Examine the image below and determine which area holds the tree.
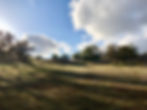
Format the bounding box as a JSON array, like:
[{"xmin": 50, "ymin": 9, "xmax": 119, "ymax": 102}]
[
  {"xmin": 0, "ymin": 31, "xmax": 13, "ymax": 53},
  {"xmin": 117, "ymin": 45, "xmax": 138, "ymax": 62},
  {"xmin": 0, "ymin": 31, "xmax": 14, "ymax": 62},
  {"xmin": 73, "ymin": 52, "xmax": 82, "ymax": 61},
  {"xmin": 59, "ymin": 54, "xmax": 70, "ymax": 62},
  {"xmin": 11, "ymin": 41, "xmax": 31, "ymax": 62},
  {"xmin": 105, "ymin": 45, "xmax": 117, "ymax": 62},
  {"xmin": 0, "ymin": 30, "xmax": 31, "ymax": 63},
  {"xmin": 140, "ymin": 53, "xmax": 147, "ymax": 63},
  {"xmin": 81, "ymin": 45, "xmax": 101, "ymax": 62},
  {"xmin": 52, "ymin": 54, "xmax": 59, "ymax": 61}
]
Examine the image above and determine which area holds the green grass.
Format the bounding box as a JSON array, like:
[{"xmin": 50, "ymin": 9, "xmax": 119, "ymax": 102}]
[{"xmin": 0, "ymin": 60, "xmax": 147, "ymax": 110}]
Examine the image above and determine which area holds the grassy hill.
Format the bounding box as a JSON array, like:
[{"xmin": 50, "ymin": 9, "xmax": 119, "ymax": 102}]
[{"xmin": 0, "ymin": 60, "xmax": 147, "ymax": 110}]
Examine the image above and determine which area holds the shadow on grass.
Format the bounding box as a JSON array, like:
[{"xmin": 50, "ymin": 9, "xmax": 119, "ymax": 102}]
[
  {"xmin": 34, "ymin": 64, "xmax": 147, "ymax": 86},
  {"xmin": 0, "ymin": 64, "xmax": 147, "ymax": 110}
]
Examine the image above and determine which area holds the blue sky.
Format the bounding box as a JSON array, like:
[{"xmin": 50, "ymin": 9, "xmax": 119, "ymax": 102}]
[
  {"xmin": 0, "ymin": 0, "xmax": 147, "ymax": 57},
  {"xmin": 0, "ymin": 0, "xmax": 85, "ymax": 54}
]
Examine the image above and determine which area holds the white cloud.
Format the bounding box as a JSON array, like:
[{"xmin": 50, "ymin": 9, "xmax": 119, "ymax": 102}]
[
  {"xmin": 60, "ymin": 42, "xmax": 72, "ymax": 54},
  {"xmin": 24, "ymin": 35, "xmax": 71, "ymax": 58},
  {"xmin": 119, "ymin": 34, "xmax": 147, "ymax": 53},
  {"xmin": 70, "ymin": 0, "xmax": 147, "ymax": 52}
]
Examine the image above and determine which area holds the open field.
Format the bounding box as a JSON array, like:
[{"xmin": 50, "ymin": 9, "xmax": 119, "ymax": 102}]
[{"xmin": 0, "ymin": 60, "xmax": 147, "ymax": 110}]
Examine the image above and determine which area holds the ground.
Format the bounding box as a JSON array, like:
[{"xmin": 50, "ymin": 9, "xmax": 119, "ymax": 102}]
[{"xmin": 0, "ymin": 60, "xmax": 147, "ymax": 110}]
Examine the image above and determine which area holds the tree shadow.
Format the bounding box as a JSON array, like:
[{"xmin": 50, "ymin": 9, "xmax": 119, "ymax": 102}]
[{"xmin": 0, "ymin": 65, "xmax": 147, "ymax": 110}]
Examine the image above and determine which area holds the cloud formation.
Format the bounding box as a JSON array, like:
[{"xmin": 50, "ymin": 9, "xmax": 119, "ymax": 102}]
[
  {"xmin": 70, "ymin": 0, "xmax": 147, "ymax": 52},
  {"xmin": 24, "ymin": 35, "xmax": 71, "ymax": 58},
  {"xmin": 70, "ymin": 0, "xmax": 147, "ymax": 39},
  {"xmin": 119, "ymin": 33, "xmax": 147, "ymax": 53}
]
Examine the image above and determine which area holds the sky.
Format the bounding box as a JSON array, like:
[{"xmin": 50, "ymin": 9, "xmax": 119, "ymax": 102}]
[{"xmin": 0, "ymin": 0, "xmax": 147, "ymax": 58}]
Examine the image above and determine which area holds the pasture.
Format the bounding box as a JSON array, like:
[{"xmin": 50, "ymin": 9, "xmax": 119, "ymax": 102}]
[{"xmin": 0, "ymin": 60, "xmax": 147, "ymax": 110}]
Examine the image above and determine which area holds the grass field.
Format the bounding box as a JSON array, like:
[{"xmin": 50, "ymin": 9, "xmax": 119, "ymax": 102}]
[{"xmin": 0, "ymin": 60, "xmax": 147, "ymax": 110}]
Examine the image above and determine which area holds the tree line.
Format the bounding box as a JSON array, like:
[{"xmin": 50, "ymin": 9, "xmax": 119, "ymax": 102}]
[
  {"xmin": 52, "ymin": 45, "xmax": 147, "ymax": 64},
  {"xmin": 0, "ymin": 30, "xmax": 147, "ymax": 64}
]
